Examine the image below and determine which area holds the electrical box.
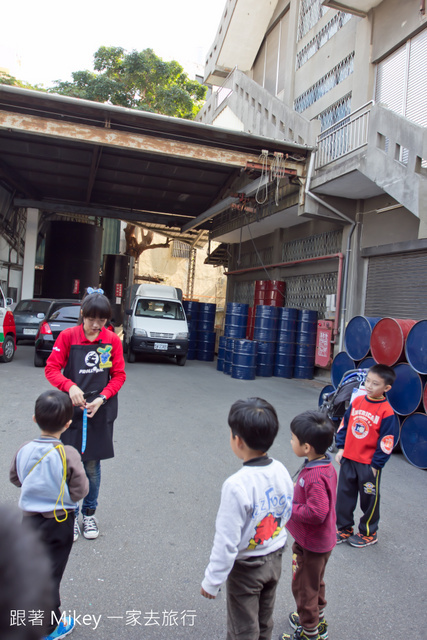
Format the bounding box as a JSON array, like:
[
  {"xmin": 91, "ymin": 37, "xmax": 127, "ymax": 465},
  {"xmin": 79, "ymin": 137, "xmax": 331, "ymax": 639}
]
[{"xmin": 315, "ymin": 319, "xmax": 334, "ymax": 368}]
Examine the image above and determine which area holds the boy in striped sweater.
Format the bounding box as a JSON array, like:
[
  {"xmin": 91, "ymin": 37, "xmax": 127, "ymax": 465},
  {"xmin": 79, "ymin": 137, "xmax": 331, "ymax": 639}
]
[{"xmin": 280, "ymin": 411, "xmax": 337, "ymax": 640}]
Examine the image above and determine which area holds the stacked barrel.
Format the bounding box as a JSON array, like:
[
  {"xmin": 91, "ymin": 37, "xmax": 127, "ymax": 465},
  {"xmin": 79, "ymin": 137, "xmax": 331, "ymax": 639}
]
[
  {"xmin": 183, "ymin": 300, "xmax": 217, "ymax": 362},
  {"xmin": 274, "ymin": 307, "xmax": 298, "ymax": 378},
  {"xmin": 329, "ymin": 315, "xmax": 427, "ymax": 469}
]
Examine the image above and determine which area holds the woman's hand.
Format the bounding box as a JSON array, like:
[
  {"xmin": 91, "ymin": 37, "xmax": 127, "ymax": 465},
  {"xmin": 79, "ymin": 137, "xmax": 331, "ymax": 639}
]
[
  {"xmin": 200, "ymin": 587, "xmax": 216, "ymax": 600},
  {"xmin": 85, "ymin": 397, "xmax": 104, "ymax": 418},
  {"xmin": 69, "ymin": 384, "xmax": 85, "ymax": 407}
]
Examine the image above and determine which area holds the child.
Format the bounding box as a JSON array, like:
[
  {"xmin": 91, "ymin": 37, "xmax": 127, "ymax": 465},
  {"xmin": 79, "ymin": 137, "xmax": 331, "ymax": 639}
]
[
  {"xmin": 201, "ymin": 397, "xmax": 294, "ymax": 640},
  {"xmin": 10, "ymin": 390, "xmax": 89, "ymax": 640},
  {"xmin": 280, "ymin": 410, "xmax": 337, "ymax": 640},
  {"xmin": 335, "ymin": 363, "xmax": 397, "ymax": 547}
]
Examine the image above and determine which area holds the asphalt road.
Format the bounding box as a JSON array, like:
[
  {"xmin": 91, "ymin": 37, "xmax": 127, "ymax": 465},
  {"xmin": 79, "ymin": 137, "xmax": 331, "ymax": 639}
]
[{"xmin": 1, "ymin": 344, "xmax": 426, "ymax": 640}]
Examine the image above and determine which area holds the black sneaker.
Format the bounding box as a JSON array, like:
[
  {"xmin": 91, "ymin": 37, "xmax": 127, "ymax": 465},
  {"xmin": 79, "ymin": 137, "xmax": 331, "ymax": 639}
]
[
  {"xmin": 289, "ymin": 612, "xmax": 328, "ymax": 639},
  {"xmin": 336, "ymin": 527, "xmax": 353, "ymax": 544}
]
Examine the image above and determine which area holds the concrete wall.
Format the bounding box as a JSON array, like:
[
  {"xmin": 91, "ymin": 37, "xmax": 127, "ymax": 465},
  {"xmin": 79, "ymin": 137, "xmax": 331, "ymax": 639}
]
[{"xmin": 372, "ymin": 0, "xmax": 425, "ymax": 62}]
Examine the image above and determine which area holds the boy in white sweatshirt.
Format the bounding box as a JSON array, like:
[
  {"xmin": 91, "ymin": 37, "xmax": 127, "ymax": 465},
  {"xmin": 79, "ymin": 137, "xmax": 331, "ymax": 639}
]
[{"xmin": 201, "ymin": 397, "xmax": 293, "ymax": 640}]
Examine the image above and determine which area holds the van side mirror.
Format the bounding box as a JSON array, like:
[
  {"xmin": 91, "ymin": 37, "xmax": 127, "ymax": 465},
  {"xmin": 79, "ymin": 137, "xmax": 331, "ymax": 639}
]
[
  {"xmin": 6, "ymin": 297, "xmax": 13, "ymax": 306},
  {"xmin": 125, "ymin": 308, "xmax": 132, "ymax": 315}
]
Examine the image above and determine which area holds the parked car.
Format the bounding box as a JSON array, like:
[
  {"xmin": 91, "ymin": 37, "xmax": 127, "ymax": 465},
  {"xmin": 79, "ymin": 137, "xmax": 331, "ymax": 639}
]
[
  {"xmin": 34, "ymin": 300, "xmax": 81, "ymax": 367},
  {"xmin": 0, "ymin": 286, "xmax": 16, "ymax": 363},
  {"xmin": 13, "ymin": 298, "xmax": 54, "ymax": 343}
]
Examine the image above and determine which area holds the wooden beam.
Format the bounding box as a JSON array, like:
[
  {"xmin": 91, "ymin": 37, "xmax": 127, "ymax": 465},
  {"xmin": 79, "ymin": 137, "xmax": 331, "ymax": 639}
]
[{"xmin": 0, "ymin": 108, "xmax": 306, "ymax": 173}]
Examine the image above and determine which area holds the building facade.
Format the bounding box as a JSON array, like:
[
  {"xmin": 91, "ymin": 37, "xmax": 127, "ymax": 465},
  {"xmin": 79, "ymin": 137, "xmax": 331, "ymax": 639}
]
[{"xmin": 197, "ymin": 0, "xmax": 427, "ymax": 346}]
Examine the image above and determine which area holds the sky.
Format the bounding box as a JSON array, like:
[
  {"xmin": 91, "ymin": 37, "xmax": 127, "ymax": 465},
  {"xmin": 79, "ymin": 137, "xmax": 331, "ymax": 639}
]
[{"xmin": 0, "ymin": 0, "xmax": 226, "ymax": 87}]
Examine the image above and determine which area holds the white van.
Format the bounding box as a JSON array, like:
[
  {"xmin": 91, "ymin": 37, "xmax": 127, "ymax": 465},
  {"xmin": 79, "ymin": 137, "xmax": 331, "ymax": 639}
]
[{"xmin": 123, "ymin": 284, "xmax": 189, "ymax": 365}]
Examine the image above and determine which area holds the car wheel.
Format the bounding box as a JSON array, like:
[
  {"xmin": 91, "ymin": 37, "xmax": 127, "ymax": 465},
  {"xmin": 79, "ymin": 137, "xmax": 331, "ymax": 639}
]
[
  {"xmin": 127, "ymin": 349, "xmax": 135, "ymax": 363},
  {"xmin": 0, "ymin": 335, "xmax": 15, "ymax": 363},
  {"xmin": 34, "ymin": 351, "xmax": 45, "ymax": 367},
  {"xmin": 176, "ymin": 354, "xmax": 187, "ymax": 366},
  {"xmin": 122, "ymin": 335, "xmax": 128, "ymax": 353}
]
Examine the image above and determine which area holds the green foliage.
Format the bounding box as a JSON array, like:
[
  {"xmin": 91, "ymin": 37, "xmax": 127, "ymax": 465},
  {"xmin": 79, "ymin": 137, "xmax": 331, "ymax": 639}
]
[
  {"xmin": 49, "ymin": 46, "xmax": 207, "ymax": 119},
  {"xmin": 0, "ymin": 71, "xmax": 46, "ymax": 92}
]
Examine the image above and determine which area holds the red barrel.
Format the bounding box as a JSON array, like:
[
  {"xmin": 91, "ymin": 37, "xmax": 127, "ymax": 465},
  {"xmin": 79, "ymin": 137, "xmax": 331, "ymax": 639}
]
[
  {"xmin": 246, "ymin": 306, "xmax": 255, "ymax": 340},
  {"xmin": 370, "ymin": 318, "xmax": 417, "ymax": 366}
]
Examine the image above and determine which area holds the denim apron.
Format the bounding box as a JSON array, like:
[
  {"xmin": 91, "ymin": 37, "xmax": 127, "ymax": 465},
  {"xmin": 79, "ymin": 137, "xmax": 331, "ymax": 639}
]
[{"xmin": 61, "ymin": 342, "xmax": 118, "ymax": 461}]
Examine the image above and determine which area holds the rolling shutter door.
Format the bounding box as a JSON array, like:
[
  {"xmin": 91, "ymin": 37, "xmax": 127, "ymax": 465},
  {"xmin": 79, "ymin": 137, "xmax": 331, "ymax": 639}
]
[
  {"xmin": 364, "ymin": 251, "xmax": 427, "ymax": 319},
  {"xmin": 375, "ymin": 46, "xmax": 406, "ymax": 114},
  {"xmin": 375, "ymin": 28, "xmax": 427, "ymax": 128},
  {"xmin": 406, "ymin": 29, "xmax": 427, "ymax": 127}
]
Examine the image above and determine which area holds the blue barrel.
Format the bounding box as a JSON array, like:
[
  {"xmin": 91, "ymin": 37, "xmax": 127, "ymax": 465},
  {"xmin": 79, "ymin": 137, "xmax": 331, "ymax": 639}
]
[
  {"xmin": 196, "ymin": 331, "xmax": 216, "ymax": 361},
  {"xmin": 277, "ymin": 307, "xmax": 299, "ymax": 341},
  {"xmin": 231, "ymin": 340, "xmax": 257, "ymax": 380},
  {"xmin": 386, "ymin": 363, "xmax": 423, "ymax": 415},
  {"xmin": 294, "ymin": 344, "xmax": 316, "ymax": 379},
  {"xmin": 217, "ymin": 336, "xmax": 226, "ymax": 371},
  {"xmin": 253, "ymin": 305, "xmax": 279, "ymax": 342},
  {"xmin": 224, "ymin": 337, "xmax": 235, "ymax": 375},
  {"xmin": 331, "ymin": 351, "xmax": 356, "ymax": 388},
  {"xmin": 183, "ymin": 299, "xmax": 199, "ymax": 319},
  {"xmin": 255, "ymin": 340, "xmax": 276, "ymax": 377},
  {"xmin": 318, "ymin": 384, "xmax": 335, "ymax": 408},
  {"xmin": 186, "ymin": 330, "xmax": 197, "ymax": 360},
  {"xmin": 224, "ymin": 302, "xmax": 249, "ymax": 339},
  {"xmin": 344, "ymin": 316, "xmax": 381, "ymax": 361},
  {"xmin": 293, "ymin": 309, "xmax": 318, "ymax": 379},
  {"xmin": 198, "ymin": 303, "xmax": 216, "ymax": 332},
  {"xmin": 400, "ymin": 413, "xmax": 427, "ymax": 469},
  {"xmin": 405, "ymin": 319, "xmax": 427, "ymax": 375},
  {"xmin": 358, "ymin": 356, "xmax": 376, "ymax": 369},
  {"xmin": 274, "ymin": 342, "xmax": 296, "ymax": 378}
]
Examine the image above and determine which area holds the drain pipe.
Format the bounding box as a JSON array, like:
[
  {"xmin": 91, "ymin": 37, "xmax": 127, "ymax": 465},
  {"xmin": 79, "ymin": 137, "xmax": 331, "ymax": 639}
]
[{"xmin": 305, "ymin": 152, "xmax": 357, "ymax": 351}]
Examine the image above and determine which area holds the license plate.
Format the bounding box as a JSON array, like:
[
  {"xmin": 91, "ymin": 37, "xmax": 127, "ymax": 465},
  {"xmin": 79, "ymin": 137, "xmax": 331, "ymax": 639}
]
[
  {"xmin": 23, "ymin": 328, "xmax": 37, "ymax": 335},
  {"xmin": 154, "ymin": 342, "xmax": 168, "ymax": 351}
]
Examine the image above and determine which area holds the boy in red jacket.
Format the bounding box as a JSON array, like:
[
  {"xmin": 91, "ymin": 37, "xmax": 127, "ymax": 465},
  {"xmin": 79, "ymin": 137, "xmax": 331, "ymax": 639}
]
[
  {"xmin": 280, "ymin": 410, "xmax": 336, "ymax": 640},
  {"xmin": 335, "ymin": 363, "xmax": 397, "ymax": 548}
]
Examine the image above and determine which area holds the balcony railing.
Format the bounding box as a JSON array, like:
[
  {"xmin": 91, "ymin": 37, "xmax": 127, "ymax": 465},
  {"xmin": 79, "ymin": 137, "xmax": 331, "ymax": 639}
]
[{"xmin": 315, "ymin": 101, "xmax": 373, "ymax": 169}]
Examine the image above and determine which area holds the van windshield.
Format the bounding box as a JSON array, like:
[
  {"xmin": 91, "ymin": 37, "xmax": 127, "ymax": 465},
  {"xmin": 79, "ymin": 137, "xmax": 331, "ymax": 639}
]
[{"xmin": 135, "ymin": 299, "xmax": 185, "ymax": 320}]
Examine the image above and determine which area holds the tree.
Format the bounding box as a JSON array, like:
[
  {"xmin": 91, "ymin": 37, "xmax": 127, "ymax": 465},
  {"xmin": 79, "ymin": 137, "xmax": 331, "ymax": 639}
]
[
  {"xmin": 0, "ymin": 71, "xmax": 46, "ymax": 92},
  {"xmin": 50, "ymin": 46, "xmax": 207, "ymax": 119}
]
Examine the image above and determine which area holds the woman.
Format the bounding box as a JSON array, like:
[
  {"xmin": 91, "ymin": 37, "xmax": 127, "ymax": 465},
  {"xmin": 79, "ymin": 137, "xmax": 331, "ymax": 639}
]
[{"xmin": 45, "ymin": 290, "xmax": 126, "ymax": 542}]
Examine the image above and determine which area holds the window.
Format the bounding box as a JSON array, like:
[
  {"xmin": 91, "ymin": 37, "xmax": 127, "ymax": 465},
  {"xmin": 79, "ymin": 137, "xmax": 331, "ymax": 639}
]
[
  {"xmin": 296, "ymin": 12, "xmax": 352, "ymax": 69},
  {"xmin": 171, "ymin": 240, "xmax": 191, "ymax": 259},
  {"xmin": 318, "ymin": 93, "xmax": 352, "ymax": 131},
  {"xmin": 294, "ymin": 53, "xmax": 354, "ymax": 113},
  {"xmin": 298, "ymin": 0, "xmax": 329, "ymax": 41}
]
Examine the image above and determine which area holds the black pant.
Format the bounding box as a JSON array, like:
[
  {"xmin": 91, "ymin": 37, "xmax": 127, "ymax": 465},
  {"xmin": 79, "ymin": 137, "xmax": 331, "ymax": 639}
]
[
  {"xmin": 26, "ymin": 513, "xmax": 74, "ymax": 633},
  {"xmin": 336, "ymin": 458, "xmax": 382, "ymax": 536}
]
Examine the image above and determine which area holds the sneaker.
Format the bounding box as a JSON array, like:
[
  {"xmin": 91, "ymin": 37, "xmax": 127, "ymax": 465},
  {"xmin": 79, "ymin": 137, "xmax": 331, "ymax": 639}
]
[
  {"xmin": 73, "ymin": 519, "xmax": 80, "ymax": 542},
  {"xmin": 347, "ymin": 531, "xmax": 378, "ymax": 547},
  {"xmin": 43, "ymin": 616, "xmax": 75, "ymax": 639},
  {"xmin": 289, "ymin": 612, "xmax": 328, "ymax": 639},
  {"xmin": 336, "ymin": 527, "xmax": 353, "ymax": 544},
  {"xmin": 280, "ymin": 626, "xmax": 320, "ymax": 640},
  {"xmin": 83, "ymin": 514, "xmax": 99, "ymax": 539}
]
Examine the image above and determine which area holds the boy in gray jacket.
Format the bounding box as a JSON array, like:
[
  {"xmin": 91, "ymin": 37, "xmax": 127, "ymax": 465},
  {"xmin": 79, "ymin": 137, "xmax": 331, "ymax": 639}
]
[{"xmin": 10, "ymin": 389, "xmax": 88, "ymax": 640}]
